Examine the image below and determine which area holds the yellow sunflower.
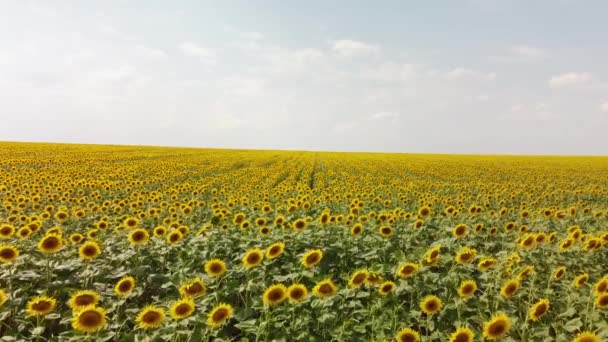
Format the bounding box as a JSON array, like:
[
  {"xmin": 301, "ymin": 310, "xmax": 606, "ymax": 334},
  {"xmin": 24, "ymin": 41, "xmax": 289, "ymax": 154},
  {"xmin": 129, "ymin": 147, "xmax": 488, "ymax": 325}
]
[
  {"xmin": 455, "ymin": 247, "xmax": 477, "ymax": 264},
  {"xmin": 595, "ymin": 293, "xmax": 608, "ymax": 310},
  {"xmin": 207, "ymin": 303, "xmax": 233, "ymax": 328},
  {"xmin": 395, "ymin": 327, "xmax": 420, "ymax": 342},
  {"xmin": 397, "ymin": 263, "xmax": 419, "ymax": 279},
  {"xmin": 449, "ymin": 327, "xmax": 474, "ymax": 342},
  {"xmin": 71, "ymin": 305, "xmax": 106, "ymax": 333},
  {"xmin": 482, "ymin": 313, "xmax": 511, "ymax": 340},
  {"xmin": 553, "ymin": 266, "xmax": 566, "ymax": 281},
  {"xmin": 424, "ymin": 245, "xmax": 441, "ymax": 266},
  {"xmin": 170, "ymin": 298, "xmax": 195, "ymax": 320},
  {"xmin": 166, "ymin": 230, "xmax": 183, "ymax": 245},
  {"xmin": 593, "ymin": 277, "xmax": 608, "ymax": 294},
  {"xmin": 351, "ymin": 223, "xmax": 363, "ymax": 236},
  {"xmin": 287, "ymin": 284, "xmax": 308, "ymax": 303},
  {"xmin": 379, "ymin": 226, "xmax": 393, "ymax": 238},
  {"xmin": 69, "ymin": 233, "xmax": 84, "ymax": 244},
  {"xmin": 572, "ymin": 331, "xmax": 601, "ymax": 342},
  {"xmin": 573, "ymin": 273, "xmax": 589, "ymax": 288},
  {"xmin": 0, "ymin": 289, "xmax": 7, "ymax": 307},
  {"xmin": 26, "ymin": 295, "xmax": 57, "ymax": 317},
  {"xmin": 135, "ymin": 305, "xmax": 166, "ymax": 329},
  {"xmin": 292, "ymin": 218, "xmax": 307, "ymax": 231},
  {"xmin": 38, "ymin": 234, "xmax": 64, "ymax": 254},
  {"xmin": 265, "ymin": 242, "xmax": 285, "ymax": 260},
  {"xmin": 78, "ymin": 241, "xmax": 102, "ymax": 260},
  {"xmin": 0, "ymin": 244, "xmax": 19, "ymax": 263},
  {"xmin": 528, "ymin": 298, "xmax": 550, "ymax": 321},
  {"xmin": 242, "ymin": 248, "xmax": 264, "ymax": 269},
  {"xmin": 204, "ymin": 259, "xmax": 227, "ymax": 278},
  {"xmin": 262, "ymin": 284, "xmax": 287, "ymax": 306},
  {"xmin": 301, "ymin": 249, "xmax": 323, "ymax": 268},
  {"xmin": 452, "ymin": 223, "xmax": 467, "ymax": 239},
  {"xmin": 348, "ymin": 270, "xmax": 369, "ymax": 288},
  {"xmin": 69, "ymin": 290, "xmax": 100, "ymax": 312},
  {"xmin": 313, "ymin": 279, "xmax": 337, "ymax": 298},
  {"xmin": 420, "ymin": 295, "xmax": 443, "ymax": 316},
  {"xmin": 0, "ymin": 224, "xmax": 15, "ymax": 239},
  {"xmin": 114, "ymin": 276, "xmax": 136, "ymax": 296},
  {"xmin": 378, "ymin": 281, "xmax": 396, "ymax": 296},
  {"xmin": 179, "ymin": 277, "xmax": 206, "ymax": 299},
  {"xmin": 457, "ymin": 280, "xmax": 477, "ymax": 299},
  {"xmin": 128, "ymin": 228, "xmax": 149, "ymax": 246},
  {"xmin": 477, "ymin": 258, "xmax": 497, "ymax": 272},
  {"xmin": 500, "ymin": 278, "xmax": 520, "ymax": 299}
]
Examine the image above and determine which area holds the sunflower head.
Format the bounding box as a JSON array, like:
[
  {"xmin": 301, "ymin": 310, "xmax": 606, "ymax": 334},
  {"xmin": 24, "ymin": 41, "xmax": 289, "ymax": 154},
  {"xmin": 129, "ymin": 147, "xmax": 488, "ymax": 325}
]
[
  {"xmin": 242, "ymin": 248, "xmax": 264, "ymax": 269},
  {"xmin": 397, "ymin": 263, "xmax": 419, "ymax": 279},
  {"xmin": 207, "ymin": 303, "xmax": 233, "ymax": 328},
  {"xmin": 78, "ymin": 241, "xmax": 102, "ymax": 260},
  {"xmin": 170, "ymin": 298, "xmax": 196, "ymax": 320},
  {"xmin": 0, "ymin": 244, "xmax": 19, "ymax": 263},
  {"xmin": 500, "ymin": 278, "xmax": 520, "ymax": 299},
  {"xmin": 69, "ymin": 290, "xmax": 100, "ymax": 311},
  {"xmin": 452, "ymin": 223, "xmax": 467, "ymax": 238},
  {"xmin": 449, "ymin": 327, "xmax": 474, "ymax": 342},
  {"xmin": 287, "ymin": 284, "xmax": 308, "ymax": 303},
  {"xmin": 458, "ymin": 280, "xmax": 477, "ymax": 299},
  {"xmin": 595, "ymin": 293, "xmax": 608, "ymax": 310},
  {"xmin": 136, "ymin": 305, "xmax": 166, "ymax": 329},
  {"xmin": 265, "ymin": 242, "xmax": 285, "ymax": 260},
  {"xmin": 477, "ymin": 258, "xmax": 497, "ymax": 272},
  {"xmin": 420, "ymin": 295, "xmax": 443, "ymax": 316},
  {"xmin": 301, "ymin": 249, "xmax": 323, "ymax": 268},
  {"xmin": 204, "ymin": 259, "xmax": 227, "ymax": 278},
  {"xmin": 26, "ymin": 295, "xmax": 57, "ymax": 317},
  {"xmin": 455, "ymin": 247, "xmax": 477, "ymax": 264},
  {"xmin": 593, "ymin": 277, "xmax": 608, "ymax": 294},
  {"xmin": 572, "ymin": 331, "xmax": 601, "ymax": 342},
  {"xmin": 348, "ymin": 270, "xmax": 369, "ymax": 288},
  {"xmin": 396, "ymin": 327, "xmax": 420, "ymax": 342},
  {"xmin": 114, "ymin": 276, "xmax": 136, "ymax": 296},
  {"xmin": 378, "ymin": 281, "xmax": 396, "ymax": 296},
  {"xmin": 166, "ymin": 230, "xmax": 183, "ymax": 245},
  {"xmin": 71, "ymin": 305, "xmax": 106, "ymax": 333},
  {"xmin": 313, "ymin": 279, "xmax": 337, "ymax": 298},
  {"xmin": 574, "ymin": 273, "xmax": 589, "ymax": 288},
  {"xmin": 128, "ymin": 228, "xmax": 150, "ymax": 246},
  {"xmin": 292, "ymin": 218, "xmax": 307, "ymax": 231},
  {"xmin": 38, "ymin": 234, "xmax": 64, "ymax": 254},
  {"xmin": 0, "ymin": 224, "xmax": 15, "ymax": 239},
  {"xmin": 553, "ymin": 266, "xmax": 566, "ymax": 280},
  {"xmin": 483, "ymin": 313, "xmax": 511, "ymax": 340},
  {"xmin": 528, "ymin": 298, "xmax": 550, "ymax": 321},
  {"xmin": 0, "ymin": 289, "xmax": 8, "ymax": 307},
  {"xmin": 351, "ymin": 223, "xmax": 363, "ymax": 236},
  {"xmin": 262, "ymin": 284, "xmax": 287, "ymax": 306},
  {"xmin": 179, "ymin": 278, "xmax": 206, "ymax": 299},
  {"xmin": 379, "ymin": 226, "xmax": 393, "ymax": 237}
]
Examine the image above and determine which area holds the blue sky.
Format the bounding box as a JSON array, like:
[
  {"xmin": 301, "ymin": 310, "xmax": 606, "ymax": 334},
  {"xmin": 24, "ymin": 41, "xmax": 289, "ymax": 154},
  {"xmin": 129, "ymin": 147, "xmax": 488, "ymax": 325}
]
[{"xmin": 1, "ymin": 0, "xmax": 607, "ymax": 154}]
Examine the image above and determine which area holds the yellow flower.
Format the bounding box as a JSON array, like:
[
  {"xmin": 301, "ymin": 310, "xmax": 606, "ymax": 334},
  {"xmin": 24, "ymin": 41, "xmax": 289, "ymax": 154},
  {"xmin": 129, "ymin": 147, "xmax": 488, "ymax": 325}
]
[
  {"xmin": 452, "ymin": 223, "xmax": 467, "ymax": 239},
  {"xmin": 287, "ymin": 284, "xmax": 308, "ymax": 303},
  {"xmin": 38, "ymin": 234, "xmax": 64, "ymax": 254},
  {"xmin": 379, "ymin": 226, "xmax": 393, "ymax": 237},
  {"xmin": 265, "ymin": 242, "xmax": 285, "ymax": 260},
  {"xmin": 573, "ymin": 273, "xmax": 589, "ymax": 288},
  {"xmin": 455, "ymin": 247, "xmax": 477, "ymax": 264},
  {"xmin": 378, "ymin": 281, "xmax": 396, "ymax": 296},
  {"xmin": 348, "ymin": 270, "xmax": 369, "ymax": 288},
  {"xmin": 397, "ymin": 263, "xmax": 419, "ymax": 279},
  {"xmin": 419, "ymin": 295, "xmax": 443, "ymax": 316},
  {"xmin": 477, "ymin": 257, "xmax": 497, "ymax": 272},
  {"xmin": 0, "ymin": 244, "xmax": 19, "ymax": 263},
  {"xmin": 528, "ymin": 298, "xmax": 550, "ymax": 321},
  {"xmin": 500, "ymin": 278, "xmax": 520, "ymax": 299},
  {"xmin": 136, "ymin": 305, "xmax": 166, "ymax": 329},
  {"xmin": 128, "ymin": 228, "xmax": 149, "ymax": 246},
  {"xmin": 170, "ymin": 298, "xmax": 195, "ymax": 320},
  {"xmin": 553, "ymin": 266, "xmax": 566, "ymax": 280},
  {"xmin": 207, "ymin": 303, "xmax": 233, "ymax": 328},
  {"xmin": 262, "ymin": 284, "xmax": 287, "ymax": 306},
  {"xmin": 301, "ymin": 249, "xmax": 323, "ymax": 268},
  {"xmin": 114, "ymin": 276, "xmax": 136, "ymax": 296},
  {"xmin": 71, "ymin": 305, "xmax": 106, "ymax": 333},
  {"xmin": 26, "ymin": 295, "xmax": 57, "ymax": 317},
  {"xmin": 204, "ymin": 259, "xmax": 227, "ymax": 278},
  {"xmin": 69, "ymin": 290, "xmax": 100, "ymax": 312},
  {"xmin": 572, "ymin": 331, "xmax": 601, "ymax": 342},
  {"xmin": 395, "ymin": 327, "xmax": 420, "ymax": 342},
  {"xmin": 0, "ymin": 289, "xmax": 7, "ymax": 307},
  {"xmin": 449, "ymin": 327, "xmax": 474, "ymax": 342},
  {"xmin": 242, "ymin": 248, "xmax": 264, "ymax": 269},
  {"xmin": 595, "ymin": 293, "xmax": 608, "ymax": 310},
  {"xmin": 312, "ymin": 279, "xmax": 337, "ymax": 298},
  {"xmin": 482, "ymin": 313, "xmax": 511, "ymax": 340},
  {"xmin": 179, "ymin": 277, "xmax": 206, "ymax": 299},
  {"xmin": 457, "ymin": 280, "xmax": 477, "ymax": 299},
  {"xmin": 78, "ymin": 241, "xmax": 102, "ymax": 260}
]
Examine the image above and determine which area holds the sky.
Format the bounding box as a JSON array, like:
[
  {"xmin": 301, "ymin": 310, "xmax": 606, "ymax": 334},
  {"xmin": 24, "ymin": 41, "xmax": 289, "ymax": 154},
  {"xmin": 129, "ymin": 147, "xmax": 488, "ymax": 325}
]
[{"xmin": 1, "ymin": 0, "xmax": 607, "ymax": 155}]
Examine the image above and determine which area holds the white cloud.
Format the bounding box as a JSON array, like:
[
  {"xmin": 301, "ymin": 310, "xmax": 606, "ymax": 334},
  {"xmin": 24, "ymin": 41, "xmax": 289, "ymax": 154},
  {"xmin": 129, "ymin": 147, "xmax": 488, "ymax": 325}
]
[
  {"xmin": 494, "ymin": 45, "xmax": 549, "ymax": 63},
  {"xmin": 135, "ymin": 45, "xmax": 166, "ymax": 60},
  {"xmin": 443, "ymin": 68, "xmax": 496, "ymax": 81},
  {"xmin": 332, "ymin": 39, "xmax": 379, "ymax": 57},
  {"xmin": 370, "ymin": 111, "xmax": 400, "ymax": 120},
  {"xmin": 179, "ymin": 42, "xmax": 215, "ymax": 62},
  {"xmin": 215, "ymin": 114, "xmax": 246, "ymax": 129},
  {"xmin": 601, "ymin": 101, "xmax": 608, "ymax": 113},
  {"xmin": 548, "ymin": 72, "xmax": 592, "ymax": 88}
]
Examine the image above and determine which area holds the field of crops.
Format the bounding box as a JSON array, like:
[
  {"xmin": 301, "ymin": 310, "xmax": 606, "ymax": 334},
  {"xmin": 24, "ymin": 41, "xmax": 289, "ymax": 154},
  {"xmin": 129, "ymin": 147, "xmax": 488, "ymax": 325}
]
[{"xmin": 0, "ymin": 142, "xmax": 607, "ymax": 341}]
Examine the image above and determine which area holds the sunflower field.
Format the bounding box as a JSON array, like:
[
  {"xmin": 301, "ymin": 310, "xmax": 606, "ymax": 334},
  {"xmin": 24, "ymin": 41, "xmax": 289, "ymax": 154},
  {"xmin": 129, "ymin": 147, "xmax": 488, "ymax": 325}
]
[{"xmin": 0, "ymin": 142, "xmax": 607, "ymax": 341}]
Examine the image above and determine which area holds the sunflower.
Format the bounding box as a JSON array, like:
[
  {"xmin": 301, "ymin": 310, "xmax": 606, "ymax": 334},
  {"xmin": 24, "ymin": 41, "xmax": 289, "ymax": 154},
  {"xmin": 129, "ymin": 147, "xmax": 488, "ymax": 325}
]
[
  {"xmin": 262, "ymin": 284, "xmax": 287, "ymax": 306},
  {"xmin": 71, "ymin": 305, "xmax": 106, "ymax": 333},
  {"xmin": 301, "ymin": 249, "xmax": 323, "ymax": 268},
  {"xmin": 414, "ymin": 219, "xmax": 424, "ymax": 229},
  {"xmin": 572, "ymin": 331, "xmax": 601, "ymax": 342},
  {"xmin": 313, "ymin": 279, "xmax": 337, "ymax": 298},
  {"xmin": 595, "ymin": 293, "xmax": 608, "ymax": 310},
  {"xmin": 449, "ymin": 327, "xmax": 474, "ymax": 342},
  {"xmin": 37, "ymin": 234, "xmax": 64, "ymax": 254},
  {"xmin": 351, "ymin": 223, "xmax": 363, "ymax": 236},
  {"xmin": 418, "ymin": 206, "xmax": 431, "ymax": 218},
  {"xmin": 79, "ymin": 241, "xmax": 102, "ymax": 260},
  {"xmin": 420, "ymin": 295, "xmax": 443, "ymax": 316},
  {"xmin": 259, "ymin": 226, "xmax": 271, "ymax": 236},
  {"xmin": 397, "ymin": 263, "xmax": 419, "ymax": 279},
  {"xmin": 207, "ymin": 303, "xmax": 233, "ymax": 328},
  {"xmin": 396, "ymin": 327, "xmax": 420, "ymax": 342},
  {"xmin": 153, "ymin": 226, "xmax": 166, "ymax": 237},
  {"xmin": 0, "ymin": 244, "xmax": 19, "ymax": 263},
  {"xmin": 128, "ymin": 228, "xmax": 149, "ymax": 246},
  {"xmin": 424, "ymin": 245, "xmax": 441, "ymax": 265},
  {"xmin": 136, "ymin": 305, "xmax": 166, "ymax": 329},
  {"xmin": 242, "ymin": 248, "xmax": 264, "ymax": 269},
  {"xmin": 573, "ymin": 273, "xmax": 589, "ymax": 288},
  {"xmin": 204, "ymin": 259, "xmax": 227, "ymax": 278},
  {"xmin": 379, "ymin": 226, "xmax": 393, "ymax": 238},
  {"xmin": 553, "ymin": 266, "xmax": 566, "ymax": 281},
  {"xmin": 348, "ymin": 270, "xmax": 369, "ymax": 288},
  {"xmin": 519, "ymin": 234, "xmax": 536, "ymax": 249},
  {"xmin": 0, "ymin": 224, "xmax": 15, "ymax": 239},
  {"xmin": 528, "ymin": 298, "xmax": 549, "ymax": 321},
  {"xmin": 0, "ymin": 289, "xmax": 7, "ymax": 307},
  {"xmin": 69, "ymin": 233, "xmax": 84, "ymax": 244},
  {"xmin": 559, "ymin": 238, "xmax": 574, "ymax": 251},
  {"xmin": 166, "ymin": 230, "xmax": 183, "ymax": 245},
  {"xmin": 455, "ymin": 247, "xmax": 477, "ymax": 264},
  {"xmin": 452, "ymin": 223, "xmax": 467, "ymax": 239},
  {"xmin": 265, "ymin": 242, "xmax": 285, "ymax": 260},
  {"xmin": 26, "ymin": 295, "xmax": 57, "ymax": 317},
  {"xmin": 123, "ymin": 216, "xmax": 139, "ymax": 229},
  {"xmin": 170, "ymin": 298, "xmax": 195, "ymax": 320},
  {"xmin": 69, "ymin": 290, "xmax": 100, "ymax": 311},
  {"xmin": 500, "ymin": 278, "xmax": 520, "ymax": 299},
  {"xmin": 517, "ymin": 265, "xmax": 535, "ymax": 280},
  {"xmin": 458, "ymin": 280, "xmax": 477, "ymax": 299},
  {"xmin": 593, "ymin": 277, "xmax": 608, "ymax": 294},
  {"xmin": 477, "ymin": 257, "xmax": 497, "ymax": 272},
  {"xmin": 292, "ymin": 218, "xmax": 307, "ymax": 231},
  {"xmin": 114, "ymin": 276, "xmax": 136, "ymax": 296},
  {"xmin": 287, "ymin": 284, "xmax": 308, "ymax": 303},
  {"xmin": 482, "ymin": 313, "xmax": 511, "ymax": 340},
  {"xmin": 179, "ymin": 277, "xmax": 206, "ymax": 299},
  {"xmin": 378, "ymin": 281, "xmax": 396, "ymax": 296}
]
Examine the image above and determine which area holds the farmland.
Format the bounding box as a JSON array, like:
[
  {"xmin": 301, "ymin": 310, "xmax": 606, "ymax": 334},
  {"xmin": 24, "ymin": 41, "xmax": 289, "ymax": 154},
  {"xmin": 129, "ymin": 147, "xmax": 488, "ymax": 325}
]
[{"xmin": 0, "ymin": 142, "xmax": 607, "ymax": 341}]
